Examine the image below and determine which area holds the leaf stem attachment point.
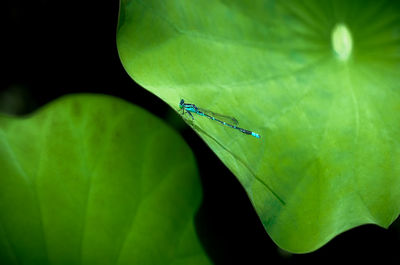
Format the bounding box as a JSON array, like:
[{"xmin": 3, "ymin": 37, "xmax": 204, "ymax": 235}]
[{"xmin": 331, "ymin": 23, "xmax": 353, "ymax": 61}]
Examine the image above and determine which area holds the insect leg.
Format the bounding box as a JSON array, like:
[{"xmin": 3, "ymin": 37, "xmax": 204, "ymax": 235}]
[{"xmin": 187, "ymin": 110, "xmax": 195, "ymax": 120}]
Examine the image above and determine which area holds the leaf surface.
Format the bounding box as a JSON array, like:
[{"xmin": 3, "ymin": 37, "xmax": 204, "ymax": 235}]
[
  {"xmin": 117, "ymin": 0, "xmax": 400, "ymax": 252},
  {"xmin": 0, "ymin": 94, "xmax": 211, "ymax": 264}
]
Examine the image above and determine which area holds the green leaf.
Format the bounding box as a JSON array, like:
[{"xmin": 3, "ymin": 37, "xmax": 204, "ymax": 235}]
[
  {"xmin": 117, "ymin": 0, "xmax": 400, "ymax": 253},
  {"xmin": 0, "ymin": 94, "xmax": 211, "ymax": 265}
]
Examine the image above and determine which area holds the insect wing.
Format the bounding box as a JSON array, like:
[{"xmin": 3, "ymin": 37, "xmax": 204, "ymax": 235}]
[{"xmin": 197, "ymin": 107, "xmax": 239, "ymax": 125}]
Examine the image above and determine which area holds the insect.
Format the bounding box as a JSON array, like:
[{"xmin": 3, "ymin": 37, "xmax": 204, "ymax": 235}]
[{"xmin": 179, "ymin": 99, "xmax": 261, "ymax": 138}]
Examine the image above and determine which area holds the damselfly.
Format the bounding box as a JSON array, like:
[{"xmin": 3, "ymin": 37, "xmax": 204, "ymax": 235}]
[{"xmin": 179, "ymin": 99, "xmax": 261, "ymax": 138}]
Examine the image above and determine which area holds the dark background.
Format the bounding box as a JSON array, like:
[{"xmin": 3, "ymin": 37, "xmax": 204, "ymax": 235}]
[{"xmin": 2, "ymin": 1, "xmax": 400, "ymax": 264}]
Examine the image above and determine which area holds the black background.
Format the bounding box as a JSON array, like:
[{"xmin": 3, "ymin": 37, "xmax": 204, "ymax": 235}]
[{"xmin": 2, "ymin": 1, "xmax": 400, "ymax": 264}]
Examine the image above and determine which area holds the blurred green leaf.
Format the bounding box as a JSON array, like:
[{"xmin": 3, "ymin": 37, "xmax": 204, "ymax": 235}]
[
  {"xmin": 117, "ymin": 0, "xmax": 400, "ymax": 252},
  {"xmin": 0, "ymin": 94, "xmax": 211, "ymax": 265}
]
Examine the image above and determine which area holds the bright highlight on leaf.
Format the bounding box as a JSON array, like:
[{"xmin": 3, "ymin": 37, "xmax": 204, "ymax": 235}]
[
  {"xmin": 0, "ymin": 94, "xmax": 211, "ymax": 265},
  {"xmin": 331, "ymin": 23, "xmax": 353, "ymax": 61},
  {"xmin": 117, "ymin": 0, "xmax": 400, "ymax": 253}
]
